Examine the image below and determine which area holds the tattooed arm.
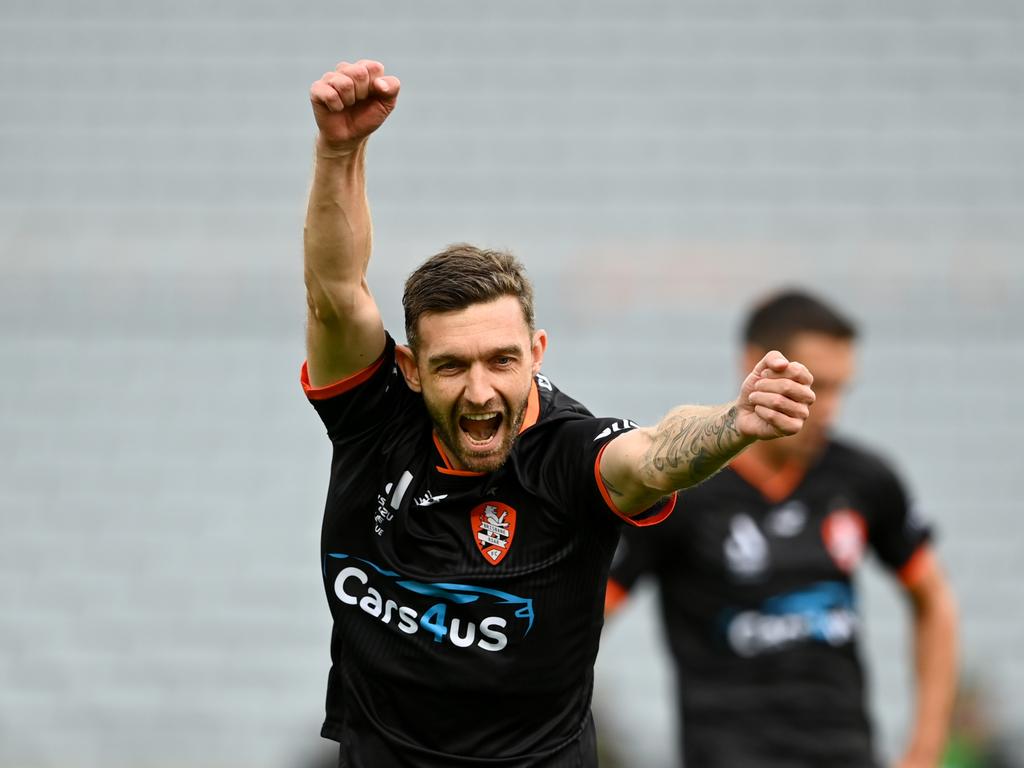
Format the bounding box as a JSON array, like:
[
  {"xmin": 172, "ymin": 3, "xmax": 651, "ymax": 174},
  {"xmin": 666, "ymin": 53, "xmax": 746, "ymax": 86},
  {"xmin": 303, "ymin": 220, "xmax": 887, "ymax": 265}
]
[{"xmin": 599, "ymin": 352, "xmax": 815, "ymax": 516}]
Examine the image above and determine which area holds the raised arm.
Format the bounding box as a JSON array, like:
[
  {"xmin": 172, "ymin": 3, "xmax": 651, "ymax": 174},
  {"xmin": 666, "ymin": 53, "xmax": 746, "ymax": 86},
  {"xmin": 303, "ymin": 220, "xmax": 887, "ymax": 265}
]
[
  {"xmin": 304, "ymin": 60, "xmax": 400, "ymax": 387},
  {"xmin": 600, "ymin": 352, "xmax": 815, "ymax": 515}
]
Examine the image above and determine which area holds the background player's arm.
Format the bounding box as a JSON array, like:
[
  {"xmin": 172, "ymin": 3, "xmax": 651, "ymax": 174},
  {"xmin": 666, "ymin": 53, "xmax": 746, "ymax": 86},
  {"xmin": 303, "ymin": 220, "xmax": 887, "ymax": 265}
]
[
  {"xmin": 898, "ymin": 550, "xmax": 958, "ymax": 768},
  {"xmin": 304, "ymin": 60, "xmax": 400, "ymax": 387},
  {"xmin": 600, "ymin": 352, "xmax": 815, "ymax": 516}
]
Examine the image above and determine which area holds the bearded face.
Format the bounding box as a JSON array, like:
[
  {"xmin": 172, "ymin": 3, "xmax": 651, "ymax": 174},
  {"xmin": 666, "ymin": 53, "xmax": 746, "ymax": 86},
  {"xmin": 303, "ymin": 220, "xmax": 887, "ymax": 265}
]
[{"xmin": 397, "ymin": 295, "xmax": 547, "ymax": 473}]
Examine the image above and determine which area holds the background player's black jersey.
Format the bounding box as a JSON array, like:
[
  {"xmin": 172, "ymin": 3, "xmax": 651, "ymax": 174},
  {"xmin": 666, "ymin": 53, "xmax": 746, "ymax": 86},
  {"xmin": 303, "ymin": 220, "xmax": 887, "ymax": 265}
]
[
  {"xmin": 303, "ymin": 334, "xmax": 673, "ymax": 768},
  {"xmin": 609, "ymin": 443, "xmax": 932, "ymax": 768}
]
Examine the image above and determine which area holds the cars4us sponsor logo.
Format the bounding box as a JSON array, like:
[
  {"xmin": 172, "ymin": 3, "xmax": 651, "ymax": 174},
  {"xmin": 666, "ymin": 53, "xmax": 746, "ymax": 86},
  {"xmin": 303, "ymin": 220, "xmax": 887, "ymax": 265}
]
[{"xmin": 325, "ymin": 553, "xmax": 534, "ymax": 652}]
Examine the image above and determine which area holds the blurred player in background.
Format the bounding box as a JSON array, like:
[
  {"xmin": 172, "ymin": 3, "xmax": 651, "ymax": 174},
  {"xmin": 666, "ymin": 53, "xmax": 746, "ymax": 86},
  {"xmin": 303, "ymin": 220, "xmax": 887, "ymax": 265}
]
[
  {"xmin": 608, "ymin": 290, "xmax": 958, "ymax": 768},
  {"xmin": 300, "ymin": 59, "xmax": 817, "ymax": 767}
]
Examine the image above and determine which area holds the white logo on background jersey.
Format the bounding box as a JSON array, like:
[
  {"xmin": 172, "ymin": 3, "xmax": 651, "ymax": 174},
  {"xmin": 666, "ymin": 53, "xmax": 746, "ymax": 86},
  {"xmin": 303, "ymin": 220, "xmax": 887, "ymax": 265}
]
[
  {"xmin": 767, "ymin": 501, "xmax": 808, "ymax": 537},
  {"xmin": 724, "ymin": 514, "xmax": 769, "ymax": 578},
  {"xmin": 535, "ymin": 374, "xmax": 553, "ymax": 392}
]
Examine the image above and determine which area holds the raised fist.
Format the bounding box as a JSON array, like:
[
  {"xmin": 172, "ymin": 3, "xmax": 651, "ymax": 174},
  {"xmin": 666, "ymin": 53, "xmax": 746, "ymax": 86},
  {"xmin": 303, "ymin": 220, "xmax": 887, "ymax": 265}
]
[
  {"xmin": 310, "ymin": 59, "xmax": 400, "ymax": 152},
  {"xmin": 736, "ymin": 352, "xmax": 815, "ymax": 440}
]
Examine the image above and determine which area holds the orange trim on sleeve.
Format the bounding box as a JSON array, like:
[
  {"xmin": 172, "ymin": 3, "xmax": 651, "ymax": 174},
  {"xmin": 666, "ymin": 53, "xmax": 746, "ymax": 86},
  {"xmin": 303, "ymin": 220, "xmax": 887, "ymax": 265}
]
[
  {"xmin": 604, "ymin": 578, "xmax": 629, "ymax": 615},
  {"xmin": 729, "ymin": 450, "xmax": 806, "ymax": 503},
  {"xmin": 301, "ymin": 356, "xmax": 385, "ymax": 401},
  {"xmin": 898, "ymin": 545, "xmax": 935, "ymax": 588},
  {"xmin": 594, "ymin": 443, "xmax": 677, "ymax": 527}
]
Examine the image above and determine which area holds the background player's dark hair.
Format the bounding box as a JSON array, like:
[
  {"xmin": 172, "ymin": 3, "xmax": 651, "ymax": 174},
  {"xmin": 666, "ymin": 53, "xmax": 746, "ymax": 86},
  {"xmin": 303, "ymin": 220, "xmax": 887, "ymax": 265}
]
[
  {"xmin": 743, "ymin": 289, "xmax": 858, "ymax": 354},
  {"xmin": 403, "ymin": 243, "xmax": 535, "ymax": 351}
]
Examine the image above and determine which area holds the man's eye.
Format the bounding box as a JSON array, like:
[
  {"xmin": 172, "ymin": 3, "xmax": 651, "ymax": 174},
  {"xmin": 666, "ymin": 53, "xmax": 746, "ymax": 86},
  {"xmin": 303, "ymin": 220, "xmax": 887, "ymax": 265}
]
[{"xmin": 495, "ymin": 357, "xmax": 514, "ymax": 367}]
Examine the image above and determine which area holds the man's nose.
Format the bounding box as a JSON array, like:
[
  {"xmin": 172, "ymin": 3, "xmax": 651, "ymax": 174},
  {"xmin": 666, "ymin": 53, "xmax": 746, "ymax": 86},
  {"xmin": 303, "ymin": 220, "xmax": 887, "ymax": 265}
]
[{"xmin": 464, "ymin": 365, "xmax": 496, "ymax": 406}]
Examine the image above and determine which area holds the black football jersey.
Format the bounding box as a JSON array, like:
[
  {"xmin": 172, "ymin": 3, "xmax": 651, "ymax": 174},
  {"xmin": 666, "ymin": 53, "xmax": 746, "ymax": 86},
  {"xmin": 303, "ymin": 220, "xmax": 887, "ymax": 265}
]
[
  {"xmin": 303, "ymin": 334, "xmax": 674, "ymax": 768},
  {"xmin": 609, "ymin": 444, "xmax": 932, "ymax": 768}
]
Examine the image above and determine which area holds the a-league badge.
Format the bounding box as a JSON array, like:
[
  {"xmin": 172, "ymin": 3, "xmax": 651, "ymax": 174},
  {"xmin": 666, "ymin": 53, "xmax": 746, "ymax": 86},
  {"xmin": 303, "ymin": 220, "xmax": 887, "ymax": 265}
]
[{"xmin": 470, "ymin": 502, "xmax": 517, "ymax": 566}]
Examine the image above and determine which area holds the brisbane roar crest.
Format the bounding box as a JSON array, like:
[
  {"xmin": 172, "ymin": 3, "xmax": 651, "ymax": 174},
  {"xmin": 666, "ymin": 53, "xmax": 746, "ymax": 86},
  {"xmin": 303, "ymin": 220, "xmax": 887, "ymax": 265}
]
[
  {"xmin": 470, "ymin": 502, "xmax": 517, "ymax": 566},
  {"xmin": 821, "ymin": 508, "xmax": 867, "ymax": 573}
]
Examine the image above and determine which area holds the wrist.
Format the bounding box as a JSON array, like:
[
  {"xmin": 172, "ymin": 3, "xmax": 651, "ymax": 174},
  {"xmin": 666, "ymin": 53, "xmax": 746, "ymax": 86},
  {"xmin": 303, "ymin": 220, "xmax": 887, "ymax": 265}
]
[
  {"xmin": 729, "ymin": 401, "xmax": 759, "ymax": 447},
  {"xmin": 315, "ymin": 134, "xmax": 367, "ymax": 161}
]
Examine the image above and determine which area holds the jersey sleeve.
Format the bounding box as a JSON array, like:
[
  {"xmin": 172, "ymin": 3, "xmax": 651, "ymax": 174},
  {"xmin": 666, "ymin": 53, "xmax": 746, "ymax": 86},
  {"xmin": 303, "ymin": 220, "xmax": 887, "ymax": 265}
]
[
  {"xmin": 300, "ymin": 333, "xmax": 416, "ymax": 441},
  {"xmin": 864, "ymin": 459, "xmax": 933, "ymax": 580},
  {"xmin": 540, "ymin": 417, "xmax": 676, "ymax": 528}
]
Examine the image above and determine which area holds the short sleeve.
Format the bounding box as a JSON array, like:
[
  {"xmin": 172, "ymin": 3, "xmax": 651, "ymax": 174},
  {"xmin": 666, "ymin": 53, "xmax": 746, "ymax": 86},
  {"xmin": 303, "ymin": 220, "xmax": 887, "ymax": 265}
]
[
  {"xmin": 536, "ymin": 416, "xmax": 676, "ymax": 528},
  {"xmin": 300, "ymin": 334, "xmax": 418, "ymax": 441},
  {"xmin": 865, "ymin": 460, "xmax": 933, "ymax": 576}
]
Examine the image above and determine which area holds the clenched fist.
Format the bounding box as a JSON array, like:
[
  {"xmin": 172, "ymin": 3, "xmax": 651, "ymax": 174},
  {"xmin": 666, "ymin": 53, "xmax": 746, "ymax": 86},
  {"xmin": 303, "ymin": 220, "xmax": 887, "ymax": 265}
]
[
  {"xmin": 310, "ymin": 59, "xmax": 400, "ymax": 153},
  {"xmin": 736, "ymin": 352, "xmax": 815, "ymax": 440}
]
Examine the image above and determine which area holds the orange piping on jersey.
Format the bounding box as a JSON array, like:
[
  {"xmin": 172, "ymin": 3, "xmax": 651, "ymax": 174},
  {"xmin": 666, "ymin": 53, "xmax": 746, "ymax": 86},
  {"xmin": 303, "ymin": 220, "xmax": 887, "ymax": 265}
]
[
  {"xmin": 432, "ymin": 433, "xmax": 486, "ymax": 476},
  {"xmin": 898, "ymin": 544, "xmax": 935, "ymax": 588},
  {"xmin": 594, "ymin": 443, "xmax": 677, "ymax": 527},
  {"xmin": 518, "ymin": 380, "xmax": 540, "ymax": 434},
  {"xmin": 605, "ymin": 578, "xmax": 629, "ymax": 615},
  {"xmin": 729, "ymin": 450, "xmax": 806, "ymax": 503},
  {"xmin": 301, "ymin": 356, "xmax": 385, "ymax": 401},
  {"xmin": 436, "ymin": 466, "xmax": 487, "ymax": 477},
  {"xmin": 433, "ymin": 432, "xmax": 455, "ymax": 470}
]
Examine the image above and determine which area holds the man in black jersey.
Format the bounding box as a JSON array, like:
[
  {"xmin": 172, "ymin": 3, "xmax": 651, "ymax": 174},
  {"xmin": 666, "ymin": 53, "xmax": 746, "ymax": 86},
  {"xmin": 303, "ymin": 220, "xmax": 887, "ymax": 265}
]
[
  {"xmin": 608, "ymin": 290, "xmax": 959, "ymax": 768},
  {"xmin": 300, "ymin": 60, "xmax": 816, "ymax": 768}
]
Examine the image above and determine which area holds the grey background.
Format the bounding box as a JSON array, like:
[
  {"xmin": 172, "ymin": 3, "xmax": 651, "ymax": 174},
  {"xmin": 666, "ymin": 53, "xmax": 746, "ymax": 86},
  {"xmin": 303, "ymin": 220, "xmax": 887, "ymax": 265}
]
[{"xmin": 1, "ymin": 1, "xmax": 1021, "ymax": 765}]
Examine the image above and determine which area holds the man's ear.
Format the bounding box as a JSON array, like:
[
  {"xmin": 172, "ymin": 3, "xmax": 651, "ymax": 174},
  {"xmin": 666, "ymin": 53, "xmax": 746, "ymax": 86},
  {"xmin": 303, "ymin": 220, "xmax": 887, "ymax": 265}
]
[
  {"xmin": 531, "ymin": 329, "xmax": 548, "ymax": 375},
  {"xmin": 395, "ymin": 344, "xmax": 422, "ymax": 392}
]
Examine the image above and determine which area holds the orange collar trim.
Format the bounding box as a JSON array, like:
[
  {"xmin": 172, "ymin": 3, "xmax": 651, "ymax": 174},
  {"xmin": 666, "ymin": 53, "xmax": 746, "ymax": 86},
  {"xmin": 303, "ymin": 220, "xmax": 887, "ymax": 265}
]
[
  {"xmin": 519, "ymin": 379, "xmax": 541, "ymax": 435},
  {"xmin": 432, "ymin": 432, "xmax": 485, "ymax": 476},
  {"xmin": 730, "ymin": 450, "xmax": 806, "ymax": 504}
]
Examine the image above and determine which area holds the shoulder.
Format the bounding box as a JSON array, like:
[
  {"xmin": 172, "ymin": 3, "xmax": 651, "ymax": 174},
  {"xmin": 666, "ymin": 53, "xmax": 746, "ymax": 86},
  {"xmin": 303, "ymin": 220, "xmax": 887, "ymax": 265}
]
[
  {"xmin": 520, "ymin": 375, "xmax": 602, "ymax": 442},
  {"xmin": 823, "ymin": 437, "xmax": 913, "ymax": 518},
  {"xmin": 535, "ymin": 374, "xmax": 594, "ymax": 420},
  {"xmin": 823, "ymin": 437, "xmax": 902, "ymax": 483}
]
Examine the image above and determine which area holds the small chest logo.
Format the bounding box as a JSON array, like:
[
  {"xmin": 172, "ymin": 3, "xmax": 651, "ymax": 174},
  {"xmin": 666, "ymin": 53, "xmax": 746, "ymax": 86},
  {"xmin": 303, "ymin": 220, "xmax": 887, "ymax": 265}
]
[
  {"xmin": 470, "ymin": 502, "xmax": 517, "ymax": 566},
  {"xmin": 821, "ymin": 509, "xmax": 867, "ymax": 573}
]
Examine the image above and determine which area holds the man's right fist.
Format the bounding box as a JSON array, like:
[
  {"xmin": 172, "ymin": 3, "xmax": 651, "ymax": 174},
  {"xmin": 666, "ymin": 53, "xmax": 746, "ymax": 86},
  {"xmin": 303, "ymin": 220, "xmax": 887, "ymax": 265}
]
[{"xmin": 310, "ymin": 60, "xmax": 400, "ymax": 152}]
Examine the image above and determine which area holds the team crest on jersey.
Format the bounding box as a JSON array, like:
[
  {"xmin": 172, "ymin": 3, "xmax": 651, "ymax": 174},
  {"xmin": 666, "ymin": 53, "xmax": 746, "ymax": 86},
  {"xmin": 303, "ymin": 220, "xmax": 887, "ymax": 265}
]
[
  {"xmin": 821, "ymin": 508, "xmax": 867, "ymax": 573},
  {"xmin": 470, "ymin": 502, "xmax": 517, "ymax": 566}
]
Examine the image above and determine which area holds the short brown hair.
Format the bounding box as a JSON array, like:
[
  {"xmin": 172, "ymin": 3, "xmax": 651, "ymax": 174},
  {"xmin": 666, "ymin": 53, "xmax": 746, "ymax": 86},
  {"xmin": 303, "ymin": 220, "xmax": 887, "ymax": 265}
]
[
  {"xmin": 743, "ymin": 289, "xmax": 857, "ymax": 354},
  {"xmin": 403, "ymin": 243, "xmax": 535, "ymax": 350}
]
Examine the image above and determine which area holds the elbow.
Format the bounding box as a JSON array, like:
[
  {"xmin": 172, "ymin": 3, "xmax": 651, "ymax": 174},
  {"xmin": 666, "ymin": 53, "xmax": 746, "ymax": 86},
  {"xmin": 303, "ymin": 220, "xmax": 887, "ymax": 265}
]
[
  {"xmin": 304, "ymin": 273, "xmax": 366, "ymax": 328},
  {"xmin": 305, "ymin": 282, "xmax": 339, "ymax": 328},
  {"xmin": 305, "ymin": 282, "xmax": 337, "ymax": 326}
]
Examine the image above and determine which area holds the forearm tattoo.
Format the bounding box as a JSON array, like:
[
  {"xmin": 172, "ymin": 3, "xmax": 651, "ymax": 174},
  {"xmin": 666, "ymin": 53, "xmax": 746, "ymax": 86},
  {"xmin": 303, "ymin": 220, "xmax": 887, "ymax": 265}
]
[{"xmin": 641, "ymin": 405, "xmax": 743, "ymax": 489}]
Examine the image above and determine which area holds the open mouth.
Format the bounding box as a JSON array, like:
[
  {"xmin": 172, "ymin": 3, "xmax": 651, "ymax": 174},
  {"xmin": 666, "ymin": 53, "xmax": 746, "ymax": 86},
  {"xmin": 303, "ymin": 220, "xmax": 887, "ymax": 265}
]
[{"xmin": 459, "ymin": 412, "xmax": 503, "ymax": 446}]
